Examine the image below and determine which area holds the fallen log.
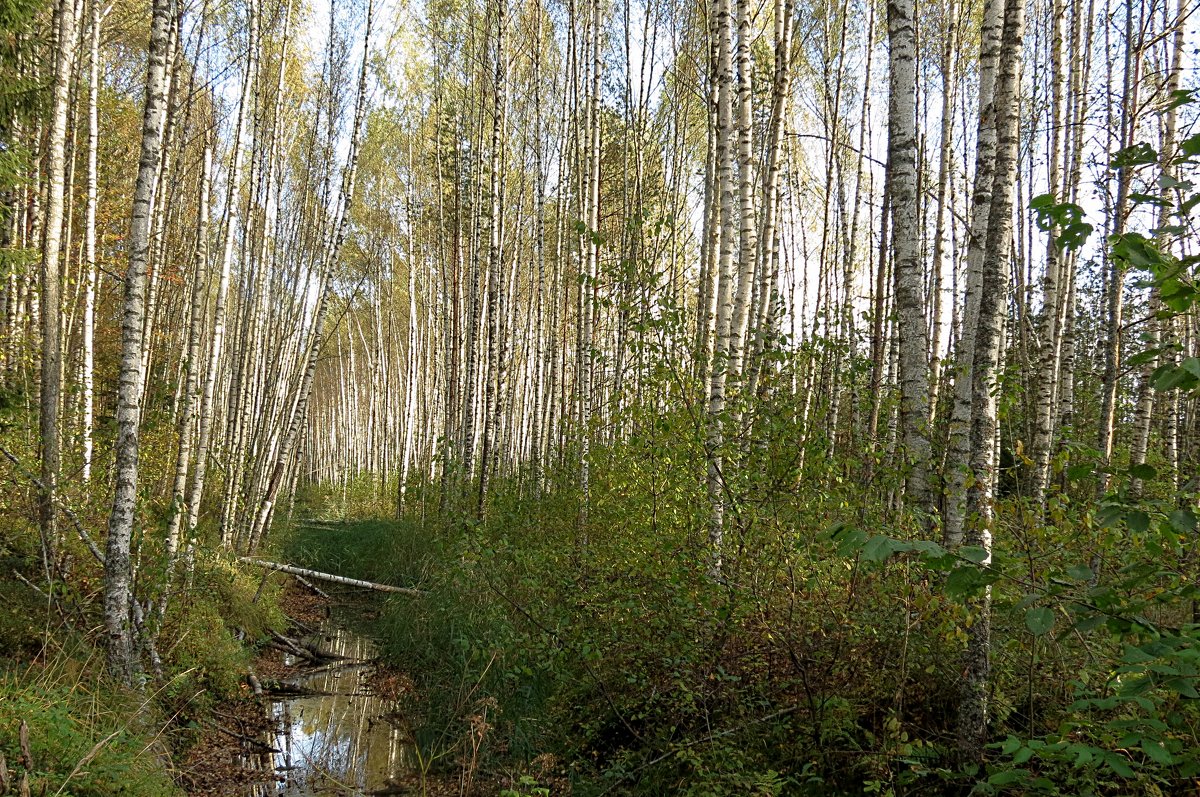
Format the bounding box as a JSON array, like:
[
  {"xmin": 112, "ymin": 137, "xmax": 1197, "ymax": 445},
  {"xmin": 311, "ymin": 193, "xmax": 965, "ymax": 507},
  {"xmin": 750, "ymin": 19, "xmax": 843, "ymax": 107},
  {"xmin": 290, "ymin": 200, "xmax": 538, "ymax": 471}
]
[{"xmin": 237, "ymin": 558, "xmax": 423, "ymax": 596}]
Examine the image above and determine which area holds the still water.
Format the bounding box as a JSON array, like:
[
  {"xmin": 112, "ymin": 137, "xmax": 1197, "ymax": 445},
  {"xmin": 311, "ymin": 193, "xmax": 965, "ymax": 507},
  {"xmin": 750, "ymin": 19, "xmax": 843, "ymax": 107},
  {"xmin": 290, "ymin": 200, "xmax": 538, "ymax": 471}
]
[{"xmin": 245, "ymin": 617, "xmax": 414, "ymax": 796}]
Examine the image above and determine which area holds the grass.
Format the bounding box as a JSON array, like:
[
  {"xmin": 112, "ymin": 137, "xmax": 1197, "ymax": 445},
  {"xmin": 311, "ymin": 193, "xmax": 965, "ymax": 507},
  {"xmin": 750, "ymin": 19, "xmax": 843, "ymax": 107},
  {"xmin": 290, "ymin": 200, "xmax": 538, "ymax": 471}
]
[{"xmin": 0, "ymin": 638, "xmax": 184, "ymax": 797}]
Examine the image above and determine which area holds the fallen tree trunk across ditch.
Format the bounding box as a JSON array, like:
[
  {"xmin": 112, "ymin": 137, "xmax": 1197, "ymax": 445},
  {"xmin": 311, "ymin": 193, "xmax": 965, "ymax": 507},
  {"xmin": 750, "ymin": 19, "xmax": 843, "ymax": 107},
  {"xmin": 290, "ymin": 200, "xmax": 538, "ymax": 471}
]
[{"xmin": 237, "ymin": 558, "xmax": 424, "ymax": 596}]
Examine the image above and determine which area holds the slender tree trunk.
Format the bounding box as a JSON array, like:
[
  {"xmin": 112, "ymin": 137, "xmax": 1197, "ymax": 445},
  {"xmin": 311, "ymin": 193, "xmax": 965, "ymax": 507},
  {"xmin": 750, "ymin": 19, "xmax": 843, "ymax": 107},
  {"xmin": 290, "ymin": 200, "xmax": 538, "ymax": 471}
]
[
  {"xmin": 941, "ymin": 0, "xmax": 1004, "ymax": 549},
  {"xmin": 81, "ymin": 0, "xmax": 102, "ymax": 485},
  {"xmin": 165, "ymin": 139, "xmax": 211, "ymax": 563},
  {"xmin": 104, "ymin": 0, "xmax": 173, "ymax": 687},
  {"xmin": 478, "ymin": 0, "xmax": 507, "ymax": 515},
  {"xmin": 927, "ymin": 0, "xmax": 957, "ymax": 428},
  {"xmin": 38, "ymin": 0, "xmax": 80, "ymax": 575},
  {"xmin": 957, "ymin": 0, "xmax": 1024, "ymax": 761},
  {"xmin": 1097, "ymin": 0, "xmax": 1141, "ymax": 490},
  {"xmin": 185, "ymin": 1, "xmax": 257, "ymax": 548},
  {"xmin": 887, "ymin": 0, "xmax": 932, "ymax": 521},
  {"xmin": 1029, "ymin": 0, "xmax": 1068, "ymax": 506},
  {"xmin": 726, "ymin": 0, "xmax": 757, "ymax": 383},
  {"xmin": 705, "ymin": 0, "xmax": 736, "ymax": 574}
]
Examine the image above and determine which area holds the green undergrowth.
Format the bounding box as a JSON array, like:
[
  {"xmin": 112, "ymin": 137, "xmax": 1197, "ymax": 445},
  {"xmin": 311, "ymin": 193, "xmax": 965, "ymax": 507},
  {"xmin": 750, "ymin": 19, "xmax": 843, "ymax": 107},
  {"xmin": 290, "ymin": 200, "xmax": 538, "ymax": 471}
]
[
  {"xmin": 0, "ymin": 513, "xmax": 290, "ymax": 795},
  {"xmin": 294, "ymin": 438, "xmax": 1200, "ymax": 796},
  {"xmin": 0, "ymin": 646, "xmax": 181, "ymax": 797}
]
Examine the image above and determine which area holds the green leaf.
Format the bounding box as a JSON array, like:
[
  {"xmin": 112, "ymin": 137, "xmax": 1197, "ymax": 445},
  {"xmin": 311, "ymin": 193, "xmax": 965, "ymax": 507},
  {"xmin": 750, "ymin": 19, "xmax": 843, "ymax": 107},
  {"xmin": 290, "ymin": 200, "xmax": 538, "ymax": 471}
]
[
  {"xmin": 1169, "ymin": 509, "xmax": 1198, "ymax": 534},
  {"xmin": 1097, "ymin": 504, "xmax": 1125, "ymax": 527},
  {"xmin": 1141, "ymin": 740, "xmax": 1173, "ymax": 766},
  {"xmin": 999, "ymin": 735, "xmax": 1022, "ymax": 755},
  {"xmin": 1066, "ymin": 563, "xmax": 1095, "ymax": 581},
  {"xmin": 1130, "ymin": 191, "xmax": 1171, "ymax": 207},
  {"xmin": 1073, "ymin": 614, "xmax": 1106, "ymax": 634},
  {"xmin": 837, "ymin": 529, "xmax": 868, "ymax": 557},
  {"xmin": 1165, "ymin": 88, "xmax": 1197, "ymax": 110},
  {"xmin": 1127, "ymin": 510, "xmax": 1151, "ymax": 534},
  {"xmin": 1125, "ymin": 347, "xmax": 1166, "ymax": 367},
  {"xmin": 1122, "ymin": 645, "xmax": 1156, "ymax": 664},
  {"xmin": 1112, "ymin": 142, "xmax": 1159, "ymax": 168},
  {"xmin": 1102, "ymin": 751, "xmax": 1135, "ymax": 778},
  {"xmin": 1165, "ymin": 678, "xmax": 1200, "ymax": 699},
  {"xmin": 1025, "ymin": 607, "xmax": 1055, "ymax": 636},
  {"xmin": 1067, "ymin": 464, "xmax": 1093, "ymax": 480},
  {"xmin": 960, "ymin": 546, "xmax": 990, "ymax": 563},
  {"xmin": 1128, "ymin": 463, "xmax": 1156, "ymax": 480},
  {"xmin": 861, "ymin": 535, "xmax": 904, "ymax": 563},
  {"xmin": 988, "ymin": 769, "xmax": 1030, "ymax": 786},
  {"xmin": 1181, "ymin": 133, "xmax": 1200, "ymax": 159},
  {"xmin": 1154, "ymin": 364, "xmax": 1199, "ymax": 392}
]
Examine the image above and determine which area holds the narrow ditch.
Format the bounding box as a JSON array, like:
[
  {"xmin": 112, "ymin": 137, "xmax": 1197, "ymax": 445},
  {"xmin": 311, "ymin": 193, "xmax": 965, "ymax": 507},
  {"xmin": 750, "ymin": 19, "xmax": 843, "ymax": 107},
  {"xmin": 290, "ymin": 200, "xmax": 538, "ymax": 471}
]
[{"xmin": 242, "ymin": 612, "xmax": 415, "ymax": 795}]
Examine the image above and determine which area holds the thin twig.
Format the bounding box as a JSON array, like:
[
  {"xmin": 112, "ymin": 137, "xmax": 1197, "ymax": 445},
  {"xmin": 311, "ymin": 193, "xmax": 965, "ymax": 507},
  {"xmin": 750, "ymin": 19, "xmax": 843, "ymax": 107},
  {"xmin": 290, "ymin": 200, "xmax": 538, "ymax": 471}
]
[{"xmin": 11, "ymin": 570, "xmax": 48, "ymax": 598}]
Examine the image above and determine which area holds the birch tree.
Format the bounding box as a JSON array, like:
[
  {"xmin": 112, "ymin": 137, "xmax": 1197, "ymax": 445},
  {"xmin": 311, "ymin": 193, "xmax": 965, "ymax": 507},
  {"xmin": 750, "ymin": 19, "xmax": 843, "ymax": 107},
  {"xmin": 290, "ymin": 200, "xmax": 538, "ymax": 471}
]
[
  {"xmin": 886, "ymin": 0, "xmax": 932, "ymax": 522},
  {"xmin": 37, "ymin": 0, "xmax": 79, "ymax": 574},
  {"xmin": 957, "ymin": 0, "xmax": 1025, "ymax": 760},
  {"xmin": 104, "ymin": 0, "xmax": 174, "ymax": 686}
]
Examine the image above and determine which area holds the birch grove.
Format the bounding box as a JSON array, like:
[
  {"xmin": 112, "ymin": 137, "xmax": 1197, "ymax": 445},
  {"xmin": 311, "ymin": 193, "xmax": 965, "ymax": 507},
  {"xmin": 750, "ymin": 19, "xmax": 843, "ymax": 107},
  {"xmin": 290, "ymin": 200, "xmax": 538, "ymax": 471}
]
[{"xmin": 1, "ymin": 0, "xmax": 1199, "ymax": 785}]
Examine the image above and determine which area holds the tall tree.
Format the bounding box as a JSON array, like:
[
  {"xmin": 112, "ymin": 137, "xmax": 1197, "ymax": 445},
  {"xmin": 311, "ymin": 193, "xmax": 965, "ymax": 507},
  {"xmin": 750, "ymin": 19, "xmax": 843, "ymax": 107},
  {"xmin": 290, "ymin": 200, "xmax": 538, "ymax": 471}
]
[
  {"xmin": 957, "ymin": 0, "xmax": 1025, "ymax": 761},
  {"xmin": 104, "ymin": 0, "xmax": 175, "ymax": 686},
  {"xmin": 887, "ymin": 0, "xmax": 932, "ymax": 523},
  {"xmin": 37, "ymin": 0, "xmax": 80, "ymax": 575}
]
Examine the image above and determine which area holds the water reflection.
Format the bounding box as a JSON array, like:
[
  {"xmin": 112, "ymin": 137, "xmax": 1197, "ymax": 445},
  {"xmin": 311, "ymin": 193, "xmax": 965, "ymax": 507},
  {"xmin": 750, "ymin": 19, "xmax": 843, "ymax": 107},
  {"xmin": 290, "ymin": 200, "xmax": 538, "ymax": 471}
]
[{"xmin": 246, "ymin": 621, "xmax": 413, "ymax": 796}]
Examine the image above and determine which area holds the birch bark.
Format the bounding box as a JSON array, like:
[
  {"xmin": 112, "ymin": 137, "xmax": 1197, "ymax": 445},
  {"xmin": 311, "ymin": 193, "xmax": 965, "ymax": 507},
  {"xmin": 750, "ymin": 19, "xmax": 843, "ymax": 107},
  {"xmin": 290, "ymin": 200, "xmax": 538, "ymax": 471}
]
[
  {"xmin": 887, "ymin": 0, "xmax": 932, "ymax": 520},
  {"xmin": 38, "ymin": 0, "xmax": 80, "ymax": 573},
  {"xmin": 958, "ymin": 0, "xmax": 1024, "ymax": 760},
  {"xmin": 104, "ymin": 0, "xmax": 173, "ymax": 686}
]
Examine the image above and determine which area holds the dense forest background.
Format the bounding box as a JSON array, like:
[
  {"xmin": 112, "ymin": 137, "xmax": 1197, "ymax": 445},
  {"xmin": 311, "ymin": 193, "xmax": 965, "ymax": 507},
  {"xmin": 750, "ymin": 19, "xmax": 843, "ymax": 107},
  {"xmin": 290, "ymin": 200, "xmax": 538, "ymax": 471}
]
[{"xmin": 1, "ymin": 0, "xmax": 1199, "ymax": 790}]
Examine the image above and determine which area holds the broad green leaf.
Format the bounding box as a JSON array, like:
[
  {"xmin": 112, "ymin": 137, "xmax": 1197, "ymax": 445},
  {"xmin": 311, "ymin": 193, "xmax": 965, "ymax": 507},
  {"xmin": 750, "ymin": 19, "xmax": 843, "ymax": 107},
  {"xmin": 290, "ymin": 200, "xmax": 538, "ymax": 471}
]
[
  {"xmin": 1025, "ymin": 607, "xmax": 1055, "ymax": 636},
  {"xmin": 1141, "ymin": 741, "xmax": 1173, "ymax": 766},
  {"xmin": 1066, "ymin": 464, "xmax": 1093, "ymax": 480},
  {"xmin": 960, "ymin": 546, "xmax": 990, "ymax": 563},
  {"xmin": 1111, "ymin": 142, "xmax": 1159, "ymax": 168},
  {"xmin": 1121, "ymin": 645, "xmax": 1156, "ymax": 664},
  {"xmin": 1166, "ymin": 678, "xmax": 1200, "ymax": 699},
  {"xmin": 862, "ymin": 535, "xmax": 903, "ymax": 563},
  {"xmin": 1102, "ymin": 751, "xmax": 1135, "ymax": 778},
  {"xmin": 1066, "ymin": 563, "xmax": 1094, "ymax": 581},
  {"xmin": 1165, "ymin": 88, "xmax": 1197, "ymax": 110},
  {"xmin": 1169, "ymin": 509, "xmax": 1198, "ymax": 534},
  {"xmin": 1129, "ymin": 191, "xmax": 1170, "ymax": 207},
  {"xmin": 1154, "ymin": 364, "xmax": 1199, "ymax": 392},
  {"xmin": 988, "ymin": 769, "xmax": 1030, "ymax": 786},
  {"xmin": 1128, "ymin": 463, "xmax": 1156, "ymax": 480}
]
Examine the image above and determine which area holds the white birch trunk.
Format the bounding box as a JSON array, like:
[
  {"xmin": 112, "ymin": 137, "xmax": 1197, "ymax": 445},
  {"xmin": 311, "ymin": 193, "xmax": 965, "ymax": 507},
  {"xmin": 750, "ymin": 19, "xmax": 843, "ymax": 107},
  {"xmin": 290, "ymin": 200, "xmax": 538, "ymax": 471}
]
[
  {"xmin": 887, "ymin": 0, "xmax": 932, "ymax": 519},
  {"xmin": 104, "ymin": 0, "xmax": 173, "ymax": 686}
]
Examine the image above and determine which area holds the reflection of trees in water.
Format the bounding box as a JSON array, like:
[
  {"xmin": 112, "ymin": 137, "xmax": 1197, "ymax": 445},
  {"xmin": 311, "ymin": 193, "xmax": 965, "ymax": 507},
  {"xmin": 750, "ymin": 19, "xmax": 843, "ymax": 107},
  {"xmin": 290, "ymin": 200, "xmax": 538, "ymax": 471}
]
[{"xmin": 244, "ymin": 623, "xmax": 414, "ymax": 795}]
